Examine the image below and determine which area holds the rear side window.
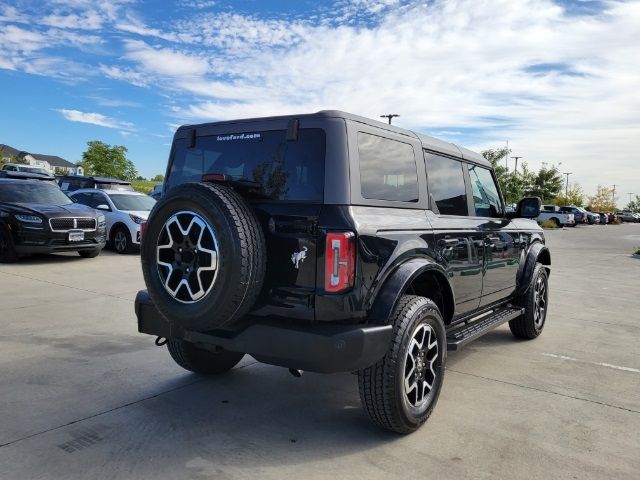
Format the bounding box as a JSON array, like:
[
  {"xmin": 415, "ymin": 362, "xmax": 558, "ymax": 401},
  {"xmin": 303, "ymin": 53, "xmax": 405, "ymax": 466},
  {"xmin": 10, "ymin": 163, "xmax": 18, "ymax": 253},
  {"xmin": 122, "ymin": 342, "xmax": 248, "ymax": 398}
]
[
  {"xmin": 425, "ymin": 154, "xmax": 468, "ymax": 216},
  {"xmin": 357, "ymin": 132, "xmax": 418, "ymax": 202},
  {"xmin": 167, "ymin": 129, "xmax": 325, "ymax": 202}
]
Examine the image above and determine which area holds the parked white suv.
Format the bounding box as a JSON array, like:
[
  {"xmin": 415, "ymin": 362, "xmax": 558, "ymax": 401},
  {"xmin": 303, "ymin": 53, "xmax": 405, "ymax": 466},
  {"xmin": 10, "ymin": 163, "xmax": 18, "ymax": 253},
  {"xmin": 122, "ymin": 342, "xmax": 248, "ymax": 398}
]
[{"xmin": 69, "ymin": 189, "xmax": 156, "ymax": 253}]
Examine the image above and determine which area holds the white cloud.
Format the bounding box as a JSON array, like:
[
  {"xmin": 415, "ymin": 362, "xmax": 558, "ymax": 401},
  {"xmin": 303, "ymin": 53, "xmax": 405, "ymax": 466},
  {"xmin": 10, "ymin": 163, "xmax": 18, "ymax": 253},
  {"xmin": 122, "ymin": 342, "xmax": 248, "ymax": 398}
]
[
  {"xmin": 57, "ymin": 108, "xmax": 135, "ymax": 130},
  {"xmin": 121, "ymin": 40, "xmax": 209, "ymax": 77},
  {"xmin": 144, "ymin": 0, "xmax": 637, "ymax": 195}
]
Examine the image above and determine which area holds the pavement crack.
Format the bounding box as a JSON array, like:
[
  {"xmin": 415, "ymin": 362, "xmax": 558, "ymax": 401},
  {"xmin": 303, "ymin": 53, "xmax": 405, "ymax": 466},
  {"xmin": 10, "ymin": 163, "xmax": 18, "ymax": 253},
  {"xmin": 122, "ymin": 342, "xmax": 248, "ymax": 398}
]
[
  {"xmin": 448, "ymin": 369, "xmax": 640, "ymax": 414},
  {"xmin": 0, "ymin": 360, "xmax": 259, "ymax": 449}
]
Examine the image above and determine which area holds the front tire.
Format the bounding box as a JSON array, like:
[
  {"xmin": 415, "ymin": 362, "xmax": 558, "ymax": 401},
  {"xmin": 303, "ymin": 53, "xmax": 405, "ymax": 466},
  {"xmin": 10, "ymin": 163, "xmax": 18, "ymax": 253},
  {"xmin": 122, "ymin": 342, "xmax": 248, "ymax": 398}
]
[
  {"xmin": 112, "ymin": 226, "xmax": 133, "ymax": 254},
  {"xmin": 167, "ymin": 339, "xmax": 244, "ymax": 374},
  {"xmin": 358, "ymin": 296, "xmax": 446, "ymax": 434},
  {"xmin": 510, "ymin": 263, "xmax": 549, "ymax": 339}
]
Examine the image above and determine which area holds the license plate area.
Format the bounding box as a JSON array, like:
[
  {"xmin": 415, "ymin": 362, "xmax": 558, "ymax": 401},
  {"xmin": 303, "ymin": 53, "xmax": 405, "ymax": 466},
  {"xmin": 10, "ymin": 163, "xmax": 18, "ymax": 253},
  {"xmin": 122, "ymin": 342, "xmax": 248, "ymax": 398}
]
[{"xmin": 68, "ymin": 230, "xmax": 85, "ymax": 242}]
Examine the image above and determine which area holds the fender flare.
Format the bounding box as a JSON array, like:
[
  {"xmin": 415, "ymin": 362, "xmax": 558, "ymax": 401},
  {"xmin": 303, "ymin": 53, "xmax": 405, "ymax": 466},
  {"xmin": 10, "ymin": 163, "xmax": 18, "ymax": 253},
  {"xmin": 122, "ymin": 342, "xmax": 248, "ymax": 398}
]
[
  {"xmin": 367, "ymin": 258, "xmax": 455, "ymax": 324},
  {"xmin": 516, "ymin": 241, "xmax": 551, "ymax": 295}
]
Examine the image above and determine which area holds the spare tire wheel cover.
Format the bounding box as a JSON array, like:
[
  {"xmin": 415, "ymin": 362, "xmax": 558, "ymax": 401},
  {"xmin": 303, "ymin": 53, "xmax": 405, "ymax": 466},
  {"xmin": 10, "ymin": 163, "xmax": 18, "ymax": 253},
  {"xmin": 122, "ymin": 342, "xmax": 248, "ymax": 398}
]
[{"xmin": 156, "ymin": 210, "xmax": 219, "ymax": 303}]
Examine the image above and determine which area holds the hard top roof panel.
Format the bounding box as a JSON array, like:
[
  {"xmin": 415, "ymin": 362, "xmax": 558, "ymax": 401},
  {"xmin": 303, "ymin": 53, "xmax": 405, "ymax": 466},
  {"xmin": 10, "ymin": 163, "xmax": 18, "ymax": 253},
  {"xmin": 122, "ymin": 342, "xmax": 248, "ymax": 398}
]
[{"xmin": 174, "ymin": 110, "xmax": 490, "ymax": 167}]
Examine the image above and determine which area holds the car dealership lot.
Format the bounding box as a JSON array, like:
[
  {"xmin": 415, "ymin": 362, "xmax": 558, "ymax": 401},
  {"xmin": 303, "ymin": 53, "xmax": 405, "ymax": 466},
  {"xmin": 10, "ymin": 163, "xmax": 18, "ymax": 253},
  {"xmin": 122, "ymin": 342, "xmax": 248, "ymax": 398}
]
[{"xmin": 1, "ymin": 226, "xmax": 639, "ymax": 479}]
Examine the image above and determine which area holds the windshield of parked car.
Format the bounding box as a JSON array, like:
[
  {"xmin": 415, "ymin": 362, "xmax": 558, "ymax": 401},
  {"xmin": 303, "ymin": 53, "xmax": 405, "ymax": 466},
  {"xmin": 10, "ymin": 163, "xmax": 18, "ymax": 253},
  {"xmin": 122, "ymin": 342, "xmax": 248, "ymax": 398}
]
[
  {"xmin": 108, "ymin": 193, "xmax": 156, "ymax": 211},
  {"xmin": 0, "ymin": 182, "xmax": 73, "ymax": 204}
]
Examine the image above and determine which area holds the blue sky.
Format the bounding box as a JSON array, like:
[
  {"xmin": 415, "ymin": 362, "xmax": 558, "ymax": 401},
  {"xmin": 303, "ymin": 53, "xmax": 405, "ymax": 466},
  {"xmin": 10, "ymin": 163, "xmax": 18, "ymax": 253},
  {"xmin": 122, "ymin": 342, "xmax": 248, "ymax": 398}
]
[{"xmin": 0, "ymin": 0, "xmax": 638, "ymax": 198}]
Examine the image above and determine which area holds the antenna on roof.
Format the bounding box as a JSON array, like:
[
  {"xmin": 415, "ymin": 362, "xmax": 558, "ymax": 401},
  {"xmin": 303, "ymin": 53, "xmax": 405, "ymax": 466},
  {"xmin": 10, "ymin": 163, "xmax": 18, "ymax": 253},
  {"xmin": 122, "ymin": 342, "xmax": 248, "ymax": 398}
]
[{"xmin": 380, "ymin": 114, "xmax": 399, "ymax": 125}]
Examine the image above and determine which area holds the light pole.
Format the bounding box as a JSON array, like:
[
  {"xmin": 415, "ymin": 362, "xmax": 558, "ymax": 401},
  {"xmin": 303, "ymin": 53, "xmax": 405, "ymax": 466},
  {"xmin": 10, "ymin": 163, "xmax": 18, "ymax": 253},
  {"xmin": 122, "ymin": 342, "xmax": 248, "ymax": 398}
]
[
  {"xmin": 628, "ymin": 193, "xmax": 634, "ymax": 205},
  {"xmin": 563, "ymin": 172, "xmax": 572, "ymax": 201},
  {"xmin": 511, "ymin": 156, "xmax": 523, "ymax": 175},
  {"xmin": 611, "ymin": 184, "xmax": 616, "ymax": 209},
  {"xmin": 380, "ymin": 114, "xmax": 399, "ymax": 125}
]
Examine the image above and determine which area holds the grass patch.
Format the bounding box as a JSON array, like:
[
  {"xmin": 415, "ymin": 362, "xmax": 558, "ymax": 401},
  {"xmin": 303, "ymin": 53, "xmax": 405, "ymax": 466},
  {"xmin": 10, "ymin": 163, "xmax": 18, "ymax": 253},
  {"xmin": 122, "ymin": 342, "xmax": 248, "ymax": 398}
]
[
  {"xmin": 540, "ymin": 219, "xmax": 559, "ymax": 229},
  {"xmin": 131, "ymin": 180, "xmax": 157, "ymax": 194}
]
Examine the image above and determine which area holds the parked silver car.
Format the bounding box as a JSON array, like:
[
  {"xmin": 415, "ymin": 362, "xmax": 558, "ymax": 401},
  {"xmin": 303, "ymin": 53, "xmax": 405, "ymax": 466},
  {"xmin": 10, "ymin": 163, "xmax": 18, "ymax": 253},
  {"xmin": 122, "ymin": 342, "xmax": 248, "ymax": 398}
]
[{"xmin": 70, "ymin": 189, "xmax": 156, "ymax": 253}]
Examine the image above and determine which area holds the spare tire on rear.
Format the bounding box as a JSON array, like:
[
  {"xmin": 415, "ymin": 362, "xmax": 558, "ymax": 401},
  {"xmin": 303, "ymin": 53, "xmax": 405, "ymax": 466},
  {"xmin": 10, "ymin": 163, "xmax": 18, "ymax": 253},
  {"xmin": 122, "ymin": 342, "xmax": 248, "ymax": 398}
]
[{"xmin": 141, "ymin": 182, "xmax": 266, "ymax": 332}]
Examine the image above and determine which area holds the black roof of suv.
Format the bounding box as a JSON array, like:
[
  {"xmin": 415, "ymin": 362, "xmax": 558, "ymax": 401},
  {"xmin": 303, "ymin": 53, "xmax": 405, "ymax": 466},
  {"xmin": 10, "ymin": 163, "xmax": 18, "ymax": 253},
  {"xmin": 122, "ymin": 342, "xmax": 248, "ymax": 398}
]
[{"xmin": 134, "ymin": 110, "xmax": 551, "ymax": 434}]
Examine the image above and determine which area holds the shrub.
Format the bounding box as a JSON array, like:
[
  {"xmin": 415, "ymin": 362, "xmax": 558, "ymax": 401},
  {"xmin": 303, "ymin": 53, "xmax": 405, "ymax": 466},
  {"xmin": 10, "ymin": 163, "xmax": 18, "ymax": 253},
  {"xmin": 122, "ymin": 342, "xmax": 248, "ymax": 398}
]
[
  {"xmin": 540, "ymin": 220, "xmax": 559, "ymax": 229},
  {"xmin": 634, "ymin": 247, "xmax": 640, "ymax": 256}
]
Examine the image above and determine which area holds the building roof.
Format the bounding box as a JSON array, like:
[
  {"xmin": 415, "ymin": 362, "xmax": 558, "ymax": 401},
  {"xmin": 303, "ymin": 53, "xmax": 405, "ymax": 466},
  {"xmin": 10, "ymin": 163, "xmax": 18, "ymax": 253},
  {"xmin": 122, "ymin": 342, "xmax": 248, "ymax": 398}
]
[
  {"xmin": 0, "ymin": 144, "xmax": 77, "ymax": 168},
  {"xmin": 30, "ymin": 153, "xmax": 76, "ymax": 169},
  {"xmin": 0, "ymin": 144, "xmax": 20, "ymax": 158}
]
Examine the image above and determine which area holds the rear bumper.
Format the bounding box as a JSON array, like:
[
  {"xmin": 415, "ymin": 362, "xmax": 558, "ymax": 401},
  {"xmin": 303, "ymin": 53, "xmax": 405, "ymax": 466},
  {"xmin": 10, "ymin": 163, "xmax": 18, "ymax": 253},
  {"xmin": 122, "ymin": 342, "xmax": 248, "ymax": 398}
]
[{"xmin": 135, "ymin": 290, "xmax": 392, "ymax": 373}]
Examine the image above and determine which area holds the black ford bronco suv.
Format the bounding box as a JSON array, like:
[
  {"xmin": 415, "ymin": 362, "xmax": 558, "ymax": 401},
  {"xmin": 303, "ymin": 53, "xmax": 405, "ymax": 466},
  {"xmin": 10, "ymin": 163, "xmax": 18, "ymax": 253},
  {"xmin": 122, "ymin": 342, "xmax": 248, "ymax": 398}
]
[{"xmin": 136, "ymin": 110, "xmax": 550, "ymax": 433}]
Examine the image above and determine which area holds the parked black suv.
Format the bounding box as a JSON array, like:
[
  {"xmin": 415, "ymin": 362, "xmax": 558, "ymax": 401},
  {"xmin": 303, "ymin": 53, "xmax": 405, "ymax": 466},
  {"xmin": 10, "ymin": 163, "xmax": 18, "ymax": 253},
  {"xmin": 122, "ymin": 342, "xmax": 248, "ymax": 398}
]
[
  {"xmin": 0, "ymin": 174, "xmax": 107, "ymax": 262},
  {"xmin": 136, "ymin": 111, "xmax": 550, "ymax": 433},
  {"xmin": 58, "ymin": 175, "xmax": 134, "ymax": 192}
]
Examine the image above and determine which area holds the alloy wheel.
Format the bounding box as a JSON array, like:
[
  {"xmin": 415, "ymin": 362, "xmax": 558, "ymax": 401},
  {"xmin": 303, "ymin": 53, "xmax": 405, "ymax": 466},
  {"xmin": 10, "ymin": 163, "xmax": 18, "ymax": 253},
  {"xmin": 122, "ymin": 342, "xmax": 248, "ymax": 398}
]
[
  {"xmin": 403, "ymin": 323, "xmax": 439, "ymax": 409},
  {"xmin": 156, "ymin": 211, "xmax": 219, "ymax": 303},
  {"xmin": 533, "ymin": 275, "xmax": 547, "ymax": 328},
  {"xmin": 114, "ymin": 231, "xmax": 127, "ymax": 253}
]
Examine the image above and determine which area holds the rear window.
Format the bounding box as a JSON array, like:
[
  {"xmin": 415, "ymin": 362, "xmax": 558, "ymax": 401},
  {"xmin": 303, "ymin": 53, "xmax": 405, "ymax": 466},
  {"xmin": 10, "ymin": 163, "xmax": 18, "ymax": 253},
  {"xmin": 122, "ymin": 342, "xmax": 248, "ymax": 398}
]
[
  {"xmin": 167, "ymin": 129, "xmax": 326, "ymax": 202},
  {"xmin": 425, "ymin": 154, "xmax": 468, "ymax": 216},
  {"xmin": 357, "ymin": 132, "xmax": 418, "ymax": 202}
]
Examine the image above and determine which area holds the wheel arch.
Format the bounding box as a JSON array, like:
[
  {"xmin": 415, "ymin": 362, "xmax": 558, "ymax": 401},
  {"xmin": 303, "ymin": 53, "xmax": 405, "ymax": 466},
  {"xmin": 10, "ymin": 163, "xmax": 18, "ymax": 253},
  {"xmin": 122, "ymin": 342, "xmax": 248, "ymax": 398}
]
[
  {"xmin": 368, "ymin": 258, "xmax": 456, "ymax": 326},
  {"xmin": 109, "ymin": 221, "xmax": 130, "ymax": 242},
  {"xmin": 516, "ymin": 241, "xmax": 550, "ymax": 295}
]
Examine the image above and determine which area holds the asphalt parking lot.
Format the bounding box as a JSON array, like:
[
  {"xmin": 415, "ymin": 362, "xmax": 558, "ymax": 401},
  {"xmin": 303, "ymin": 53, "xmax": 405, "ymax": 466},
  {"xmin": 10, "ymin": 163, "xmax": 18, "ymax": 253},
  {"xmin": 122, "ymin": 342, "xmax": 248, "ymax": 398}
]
[{"xmin": 1, "ymin": 224, "xmax": 639, "ymax": 479}]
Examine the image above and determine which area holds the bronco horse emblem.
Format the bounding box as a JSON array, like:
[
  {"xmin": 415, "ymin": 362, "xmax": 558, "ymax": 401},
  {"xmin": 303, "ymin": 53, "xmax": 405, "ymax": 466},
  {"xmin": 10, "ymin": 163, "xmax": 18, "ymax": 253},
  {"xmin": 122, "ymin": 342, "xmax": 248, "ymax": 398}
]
[{"xmin": 291, "ymin": 246, "xmax": 308, "ymax": 269}]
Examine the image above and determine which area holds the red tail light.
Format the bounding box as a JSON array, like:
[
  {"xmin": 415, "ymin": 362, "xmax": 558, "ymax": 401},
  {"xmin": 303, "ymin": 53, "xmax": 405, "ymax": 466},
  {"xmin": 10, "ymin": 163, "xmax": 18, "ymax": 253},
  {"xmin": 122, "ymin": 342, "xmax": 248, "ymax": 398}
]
[{"xmin": 325, "ymin": 232, "xmax": 356, "ymax": 293}]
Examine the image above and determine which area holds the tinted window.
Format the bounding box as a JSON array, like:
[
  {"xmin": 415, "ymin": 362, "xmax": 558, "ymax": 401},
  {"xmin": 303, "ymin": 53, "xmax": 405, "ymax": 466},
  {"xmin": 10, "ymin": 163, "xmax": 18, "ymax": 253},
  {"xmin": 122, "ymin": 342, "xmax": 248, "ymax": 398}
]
[
  {"xmin": 358, "ymin": 132, "xmax": 418, "ymax": 202},
  {"xmin": 0, "ymin": 183, "xmax": 72, "ymax": 204},
  {"xmin": 467, "ymin": 164, "xmax": 503, "ymax": 217},
  {"xmin": 425, "ymin": 154, "xmax": 468, "ymax": 215},
  {"xmin": 167, "ymin": 129, "xmax": 325, "ymax": 201}
]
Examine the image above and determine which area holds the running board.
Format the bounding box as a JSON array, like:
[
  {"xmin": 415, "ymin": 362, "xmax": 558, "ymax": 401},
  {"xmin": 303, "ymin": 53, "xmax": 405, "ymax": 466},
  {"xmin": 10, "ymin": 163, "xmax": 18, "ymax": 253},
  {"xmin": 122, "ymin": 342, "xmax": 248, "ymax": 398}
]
[{"xmin": 446, "ymin": 306, "xmax": 524, "ymax": 351}]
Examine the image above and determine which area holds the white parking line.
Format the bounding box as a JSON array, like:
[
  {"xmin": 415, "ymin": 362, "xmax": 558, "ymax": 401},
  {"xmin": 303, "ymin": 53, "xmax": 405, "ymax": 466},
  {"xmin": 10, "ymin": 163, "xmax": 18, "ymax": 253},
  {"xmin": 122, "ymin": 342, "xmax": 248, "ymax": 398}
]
[{"xmin": 542, "ymin": 353, "xmax": 640, "ymax": 374}]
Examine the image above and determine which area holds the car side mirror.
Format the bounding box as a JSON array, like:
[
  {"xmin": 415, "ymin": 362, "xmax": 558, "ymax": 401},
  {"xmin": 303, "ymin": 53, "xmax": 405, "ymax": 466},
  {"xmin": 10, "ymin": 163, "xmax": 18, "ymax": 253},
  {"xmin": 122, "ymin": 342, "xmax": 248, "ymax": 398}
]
[
  {"xmin": 507, "ymin": 197, "xmax": 541, "ymax": 219},
  {"xmin": 96, "ymin": 204, "xmax": 111, "ymax": 211}
]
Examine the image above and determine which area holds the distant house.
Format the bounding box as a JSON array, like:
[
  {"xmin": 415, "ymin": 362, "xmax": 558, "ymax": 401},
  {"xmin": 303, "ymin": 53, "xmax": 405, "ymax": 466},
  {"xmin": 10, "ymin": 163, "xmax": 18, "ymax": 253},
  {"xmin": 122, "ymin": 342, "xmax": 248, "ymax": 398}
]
[{"xmin": 0, "ymin": 144, "xmax": 83, "ymax": 175}]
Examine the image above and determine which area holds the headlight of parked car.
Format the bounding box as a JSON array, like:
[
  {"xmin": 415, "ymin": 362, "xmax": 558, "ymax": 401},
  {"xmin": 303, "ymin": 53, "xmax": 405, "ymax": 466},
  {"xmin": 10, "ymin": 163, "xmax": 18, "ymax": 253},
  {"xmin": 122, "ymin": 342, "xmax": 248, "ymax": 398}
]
[
  {"xmin": 15, "ymin": 214, "xmax": 43, "ymax": 224},
  {"xmin": 129, "ymin": 214, "xmax": 145, "ymax": 225}
]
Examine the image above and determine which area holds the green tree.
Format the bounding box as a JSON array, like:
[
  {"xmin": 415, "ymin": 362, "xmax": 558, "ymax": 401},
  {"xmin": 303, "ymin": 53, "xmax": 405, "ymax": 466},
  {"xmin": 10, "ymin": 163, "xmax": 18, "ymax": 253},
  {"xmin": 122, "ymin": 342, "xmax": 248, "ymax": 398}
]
[
  {"xmin": 626, "ymin": 195, "xmax": 640, "ymax": 213},
  {"xmin": 151, "ymin": 174, "xmax": 164, "ymax": 182},
  {"xmin": 526, "ymin": 164, "xmax": 563, "ymax": 203},
  {"xmin": 553, "ymin": 183, "xmax": 584, "ymax": 207},
  {"xmin": 78, "ymin": 141, "xmax": 138, "ymax": 181},
  {"xmin": 482, "ymin": 147, "xmax": 512, "ymax": 201}
]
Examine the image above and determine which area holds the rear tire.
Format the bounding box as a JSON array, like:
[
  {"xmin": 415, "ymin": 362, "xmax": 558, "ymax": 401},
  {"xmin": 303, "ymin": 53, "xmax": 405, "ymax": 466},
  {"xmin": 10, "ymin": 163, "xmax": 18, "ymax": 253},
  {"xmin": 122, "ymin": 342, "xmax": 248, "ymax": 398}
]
[
  {"xmin": 510, "ymin": 264, "xmax": 549, "ymax": 339},
  {"xmin": 78, "ymin": 248, "xmax": 101, "ymax": 258},
  {"xmin": 358, "ymin": 296, "xmax": 446, "ymax": 434},
  {"xmin": 0, "ymin": 227, "xmax": 18, "ymax": 263},
  {"xmin": 167, "ymin": 339, "xmax": 244, "ymax": 374}
]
